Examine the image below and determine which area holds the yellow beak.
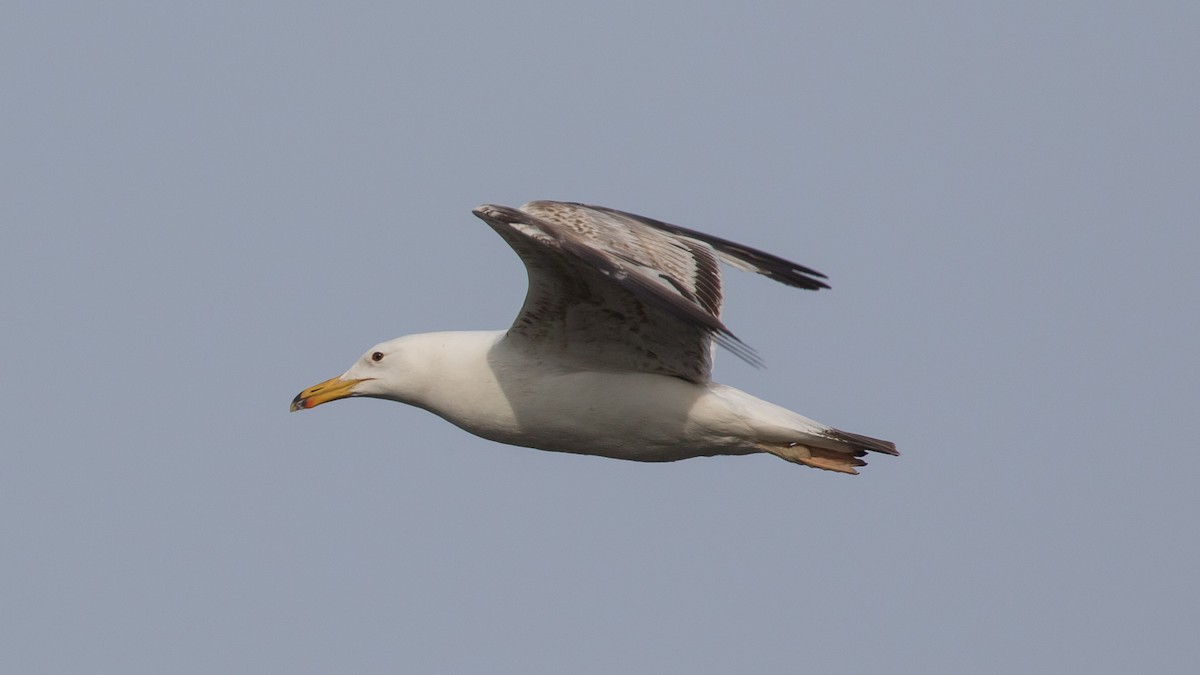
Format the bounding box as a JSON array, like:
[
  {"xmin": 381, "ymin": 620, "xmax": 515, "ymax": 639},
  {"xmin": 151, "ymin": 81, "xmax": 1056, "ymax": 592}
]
[{"xmin": 290, "ymin": 376, "xmax": 368, "ymax": 411}]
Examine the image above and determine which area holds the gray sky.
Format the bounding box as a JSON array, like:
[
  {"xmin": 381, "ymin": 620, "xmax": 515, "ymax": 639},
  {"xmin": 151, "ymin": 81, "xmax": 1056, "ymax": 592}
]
[{"xmin": 4, "ymin": 2, "xmax": 1198, "ymax": 673}]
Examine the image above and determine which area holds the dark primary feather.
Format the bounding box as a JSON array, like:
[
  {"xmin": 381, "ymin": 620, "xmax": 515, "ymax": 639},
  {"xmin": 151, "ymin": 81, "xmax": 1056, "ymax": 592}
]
[
  {"xmin": 579, "ymin": 203, "xmax": 830, "ymax": 291},
  {"xmin": 472, "ymin": 201, "xmax": 827, "ymax": 383}
]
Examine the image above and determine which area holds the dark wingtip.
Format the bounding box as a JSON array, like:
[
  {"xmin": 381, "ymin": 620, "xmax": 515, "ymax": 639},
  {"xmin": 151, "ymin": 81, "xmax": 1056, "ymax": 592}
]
[{"xmin": 576, "ymin": 203, "xmax": 833, "ymax": 291}]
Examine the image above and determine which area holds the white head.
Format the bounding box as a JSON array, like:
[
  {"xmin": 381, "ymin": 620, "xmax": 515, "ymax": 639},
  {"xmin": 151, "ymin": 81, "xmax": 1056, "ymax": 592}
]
[{"xmin": 290, "ymin": 335, "xmax": 429, "ymax": 411}]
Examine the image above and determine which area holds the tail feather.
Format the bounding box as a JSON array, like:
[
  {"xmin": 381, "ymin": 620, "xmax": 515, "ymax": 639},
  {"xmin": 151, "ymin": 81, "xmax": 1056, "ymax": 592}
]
[
  {"xmin": 759, "ymin": 428, "xmax": 898, "ymax": 475},
  {"xmin": 825, "ymin": 428, "xmax": 900, "ymax": 456},
  {"xmin": 766, "ymin": 443, "xmax": 869, "ymax": 474}
]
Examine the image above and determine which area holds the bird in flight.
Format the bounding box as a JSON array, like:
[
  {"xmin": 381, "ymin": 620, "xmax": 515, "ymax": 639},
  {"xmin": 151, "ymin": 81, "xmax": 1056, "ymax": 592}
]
[{"xmin": 291, "ymin": 201, "xmax": 897, "ymax": 474}]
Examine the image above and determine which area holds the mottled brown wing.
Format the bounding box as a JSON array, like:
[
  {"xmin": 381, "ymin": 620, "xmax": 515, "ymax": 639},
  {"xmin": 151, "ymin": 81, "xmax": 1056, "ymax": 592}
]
[
  {"xmin": 472, "ymin": 201, "xmax": 828, "ymax": 383},
  {"xmin": 472, "ymin": 202, "xmax": 725, "ymax": 382}
]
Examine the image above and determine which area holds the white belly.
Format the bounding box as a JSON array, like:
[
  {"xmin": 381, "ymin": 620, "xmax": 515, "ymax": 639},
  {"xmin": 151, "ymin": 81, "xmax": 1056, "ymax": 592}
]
[
  {"xmin": 405, "ymin": 332, "xmax": 816, "ymax": 462},
  {"xmin": 430, "ymin": 366, "xmax": 760, "ymax": 461}
]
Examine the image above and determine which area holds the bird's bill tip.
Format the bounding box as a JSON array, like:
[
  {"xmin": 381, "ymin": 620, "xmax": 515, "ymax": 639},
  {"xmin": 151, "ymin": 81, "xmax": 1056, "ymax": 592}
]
[{"xmin": 290, "ymin": 376, "xmax": 364, "ymax": 412}]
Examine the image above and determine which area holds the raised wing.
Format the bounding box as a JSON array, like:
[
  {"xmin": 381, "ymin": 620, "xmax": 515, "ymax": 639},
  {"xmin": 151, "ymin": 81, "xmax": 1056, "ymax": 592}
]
[
  {"xmin": 578, "ymin": 204, "xmax": 829, "ymax": 291},
  {"xmin": 472, "ymin": 201, "xmax": 827, "ymax": 383}
]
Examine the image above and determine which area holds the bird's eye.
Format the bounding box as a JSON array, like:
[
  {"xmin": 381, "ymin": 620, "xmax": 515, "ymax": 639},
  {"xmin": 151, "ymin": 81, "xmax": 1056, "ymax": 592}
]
[{"xmin": 371, "ymin": 351, "xmax": 384, "ymax": 362}]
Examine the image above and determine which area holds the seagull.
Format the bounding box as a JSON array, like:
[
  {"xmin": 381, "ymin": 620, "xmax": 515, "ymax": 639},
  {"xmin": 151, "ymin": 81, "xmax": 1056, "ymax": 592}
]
[{"xmin": 291, "ymin": 201, "xmax": 897, "ymax": 474}]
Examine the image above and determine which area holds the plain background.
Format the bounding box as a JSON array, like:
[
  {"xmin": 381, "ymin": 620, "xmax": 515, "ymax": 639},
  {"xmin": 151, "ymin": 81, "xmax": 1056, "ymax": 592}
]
[{"xmin": 3, "ymin": 2, "xmax": 1198, "ymax": 673}]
